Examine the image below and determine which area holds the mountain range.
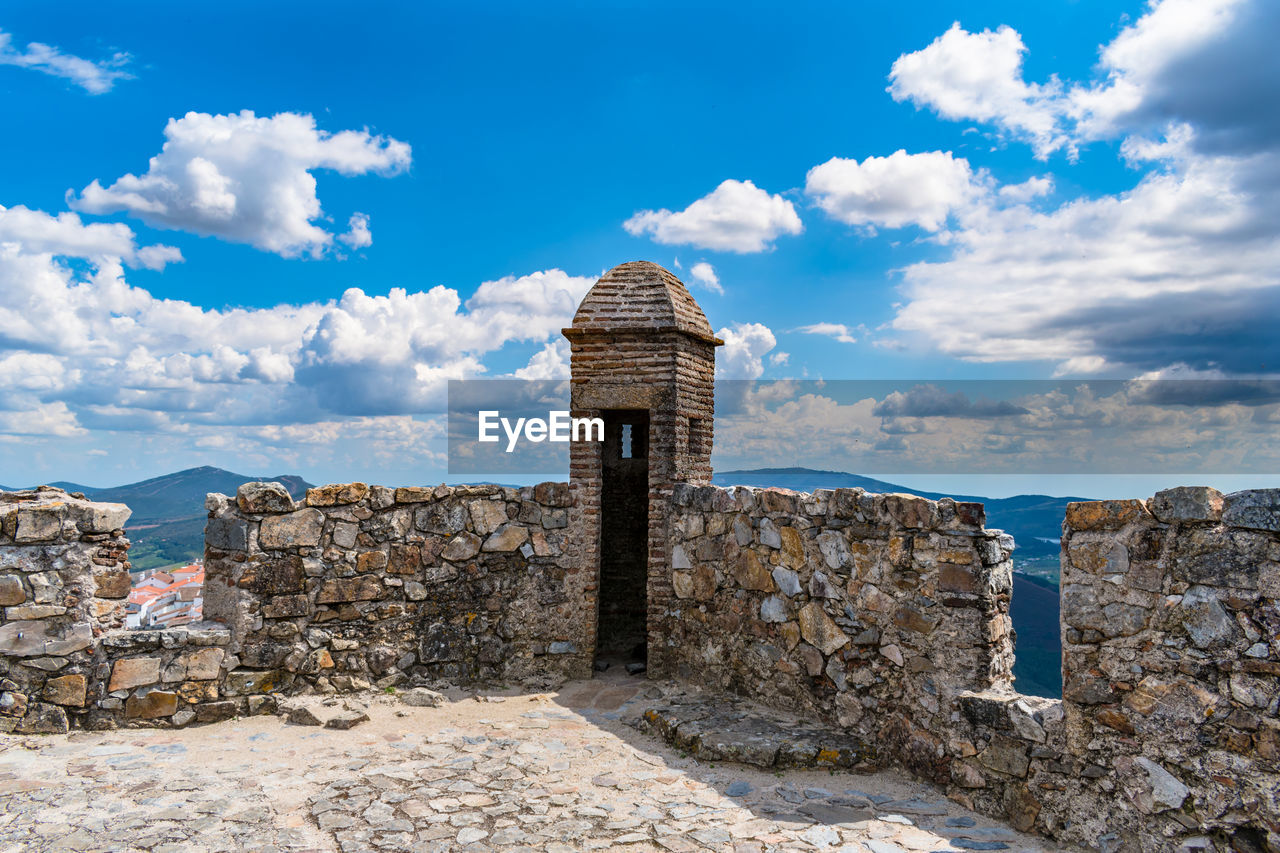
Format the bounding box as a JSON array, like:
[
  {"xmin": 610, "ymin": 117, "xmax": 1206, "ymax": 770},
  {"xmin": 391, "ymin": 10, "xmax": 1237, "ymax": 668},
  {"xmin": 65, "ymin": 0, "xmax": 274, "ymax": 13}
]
[{"xmin": 9, "ymin": 465, "xmax": 1068, "ymax": 698}]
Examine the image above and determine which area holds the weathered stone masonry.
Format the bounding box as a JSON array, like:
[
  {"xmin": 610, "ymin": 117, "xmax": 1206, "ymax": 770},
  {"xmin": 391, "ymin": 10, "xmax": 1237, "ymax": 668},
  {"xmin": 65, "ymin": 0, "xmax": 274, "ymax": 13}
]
[
  {"xmin": 0, "ymin": 487, "xmax": 233, "ymax": 732},
  {"xmin": 2, "ymin": 262, "xmax": 1278, "ymax": 851},
  {"xmin": 203, "ymin": 479, "xmax": 588, "ymax": 691}
]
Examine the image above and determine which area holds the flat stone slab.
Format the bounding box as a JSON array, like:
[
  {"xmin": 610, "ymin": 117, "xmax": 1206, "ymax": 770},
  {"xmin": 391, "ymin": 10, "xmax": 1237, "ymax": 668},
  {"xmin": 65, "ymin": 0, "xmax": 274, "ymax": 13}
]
[{"xmin": 633, "ymin": 697, "xmax": 877, "ymax": 771}]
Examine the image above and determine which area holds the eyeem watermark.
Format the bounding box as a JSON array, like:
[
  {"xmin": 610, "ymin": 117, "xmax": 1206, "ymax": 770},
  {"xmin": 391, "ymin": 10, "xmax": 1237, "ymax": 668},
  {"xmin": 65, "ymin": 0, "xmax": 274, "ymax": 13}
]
[{"xmin": 478, "ymin": 410, "xmax": 604, "ymax": 452}]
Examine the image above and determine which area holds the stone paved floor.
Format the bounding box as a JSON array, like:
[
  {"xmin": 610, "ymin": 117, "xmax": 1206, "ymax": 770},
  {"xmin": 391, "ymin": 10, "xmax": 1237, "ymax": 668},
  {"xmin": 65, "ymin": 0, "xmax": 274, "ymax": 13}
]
[{"xmin": 0, "ymin": 672, "xmax": 1070, "ymax": 853}]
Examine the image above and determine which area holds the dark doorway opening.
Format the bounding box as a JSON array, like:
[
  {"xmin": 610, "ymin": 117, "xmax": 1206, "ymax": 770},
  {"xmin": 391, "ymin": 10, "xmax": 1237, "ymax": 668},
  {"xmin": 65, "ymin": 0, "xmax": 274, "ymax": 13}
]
[{"xmin": 596, "ymin": 409, "xmax": 650, "ymax": 672}]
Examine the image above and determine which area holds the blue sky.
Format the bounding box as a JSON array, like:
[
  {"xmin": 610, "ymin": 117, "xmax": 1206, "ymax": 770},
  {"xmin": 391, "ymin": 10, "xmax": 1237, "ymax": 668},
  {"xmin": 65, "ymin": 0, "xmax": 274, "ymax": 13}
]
[{"xmin": 2, "ymin": 0, "xmax": 1278, "ymax": 496}]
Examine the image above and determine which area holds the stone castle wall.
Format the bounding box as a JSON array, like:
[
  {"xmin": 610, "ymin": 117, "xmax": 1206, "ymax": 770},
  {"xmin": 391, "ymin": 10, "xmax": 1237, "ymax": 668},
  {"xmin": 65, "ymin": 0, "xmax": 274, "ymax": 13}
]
[
  {"xmin": 4, "ymin": 479, "xmax": 1278, "ymax": 850},
  {"xmin": 662, "ymin": 484, "xmax": 1016, "ymax": 772},
  {"xmin": 203, "ymin": 480, "xmax": 592, "ymax": 694},
  {"xmin": 660, "ymin": 483, "xmax": 1279, "ymax": 851},
  {"xmin": 0, "ymin": 487, "xmax": 236, "ymax": 733}
]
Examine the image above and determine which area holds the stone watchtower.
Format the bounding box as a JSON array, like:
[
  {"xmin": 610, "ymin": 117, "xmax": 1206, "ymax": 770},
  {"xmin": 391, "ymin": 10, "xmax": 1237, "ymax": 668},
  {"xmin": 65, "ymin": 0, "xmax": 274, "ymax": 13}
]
[{"xmin": 562, "ymin": 261, "xmax": 722, "ymax": 675}]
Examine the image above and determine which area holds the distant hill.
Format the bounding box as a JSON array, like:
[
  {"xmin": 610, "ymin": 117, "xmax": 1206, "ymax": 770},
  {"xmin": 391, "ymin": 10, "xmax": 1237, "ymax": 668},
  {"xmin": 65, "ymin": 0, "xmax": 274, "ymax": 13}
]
[
  {"xmin": 44, "ymin": 466, "xmax": 311, "ymax": 523},
  {"xmin": 18, "ymin": 466, "xmax": 312, "ymax": 572},
  {"xmin": 714, "ymin": 467, "xmax": 1077, "ymax": 699}
]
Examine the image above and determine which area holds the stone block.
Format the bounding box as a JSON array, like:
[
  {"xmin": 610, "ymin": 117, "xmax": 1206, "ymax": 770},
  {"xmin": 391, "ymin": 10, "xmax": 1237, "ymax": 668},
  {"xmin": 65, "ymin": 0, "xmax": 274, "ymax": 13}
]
[
  {"xmin": 468, "ymin": 500, "xmax": 508, "ymax": 535},
  {"xmin": 126, "ymin": 689, "xmax": 179, "ymax": 719},
  {"xmin": 93, "ymin": 565, "xmax": 133, "ymax": 598},
  {"xmin": 1150, "ymin": 486, "xmax": 1224, "ymax": 523},
  {"xmin": 393, "ymin": 486, "xmax": 434, "ymax": 503},
  {"xmin": 72, "ymin": 502, "xmax": 132, "ymax": 533},
  {"xmin": 109, "ymin": 657, "xmax": 161, "ymax": 691},
  {"xmin": 798, "ymin": 602, "xmax": 849, "ymax": 655},
  {"xmin": 441, "ymin": 532, "xmax": 481, "ymax": 562},
  {"xmin": 772, "ymin": 567, "xmax": 801, "ymax": 597},
  {"xmin": 15, "ymin": 504, "xmax": 65, "ymax": 542},
  {"xmin": 196, "ymin": 700, "xmax": 240, "ymax": 722},
  {"xmin": 306, "ymin": 483, "xmax": 369, "ymax": 506},
  {"xmin": 1222, "ymin": 488, "xmax": 1280, "ymax": 533},
  {"xmin": 5, "ymin": 604, "xmax": 64, "ymax": 619},
  {"xmin": 224, "ymin": 669, "xmax": 288, "ymax": 695},
  {"xmin": 534, "ymin": 481, "xmax": 570, "ymax": 506},
  {"xmin": 240, "ymin": 555, "xmax": 305, "ymax": 594},
  {"xmin": 16, "ymin": 701, "xmax": 68, "ymax": 734},
  {"xmin": 317, "ymin": 576, "xmax": 384, "ymax": 603},
  {"xmin": 778, "ymin": 526, "xmax": 805, "ymax": 568},
  {"xmin": 976, "ymin": 734, "xmax": 1029, "ymax": 777},
  {"xmin": 0, "ymin": 575, "xmax": 24, "ymax": 605},
  {"xmin": 387, "ymin": 543, "xmax": 420, "ymax": 574},
  {"xmin": 237, "ymin": 481, "xmax": 296, "ymax": 513},
  {"xmin": 259, "ymin": 508, "xmax": 325, "ymax": 549},
  {"xmin": 1064, "ymin": 500, "xmax": 1150, "ymax": 530},
  {"xmin": 0, "ymin": 621, "xmax": 91, "ymax": 657},
  {"xmin": 892, "ymin": 606, "xmax": 937, "ymax": 635},
  {"xmin": 1172, "ymin": 527, "xmax": 1268, "ymax": 588},
  {"xmin": 180, "ymin": 647, "xmax": 225, "ymax": 680},
  {"xmin": 357, "ymin": 550, "xmax": 388, "ymax": 572},
  {"xmin": 482, "ymin": 523, "xmax": 529, "ymax": 552},
  {"xmin": 939, "ymin": 562, "xmax": 979, "ymax": 594},
  {"xmin": 261, "ymin": 593, "xmax": 310, "ymax": 619},
  {"xmin": 733, "ymin": 551, "xmax": 774, "ymax": 591},
  {"xmin": 42, "ymin": 673, "xmax": 86, "ymax": 707},
  {"xmin": 331, "ymin": 521, "xmax": 359, "ymax": 548},
  {"xmin": 205, "ymin": 516, "xmax": 249, "ymax": 551},
  {"xmin": 1180, "ymin": 585, "xmax": 1239, "ymax": 649},
  {"xmin": 882, "ymin": 493, "xmax": 939, "ymax": 529}
]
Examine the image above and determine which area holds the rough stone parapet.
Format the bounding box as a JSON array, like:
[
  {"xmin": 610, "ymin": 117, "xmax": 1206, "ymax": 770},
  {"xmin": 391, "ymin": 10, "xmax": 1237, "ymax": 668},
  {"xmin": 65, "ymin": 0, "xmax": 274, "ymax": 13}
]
[
  {"xmin": 0, "ymin": 487, "xmax": 137, "ymax": 733},
  {"xmin": 1051, "ymin": 487, "xmax": 1279, "ymax": 850},
  {"xmin": 203, "ymin": 480, "xmax": 587, "ymax": 700},
  {"xmin": 664, "ymin": 484, "xmax": 1015, "ymax": 781}
]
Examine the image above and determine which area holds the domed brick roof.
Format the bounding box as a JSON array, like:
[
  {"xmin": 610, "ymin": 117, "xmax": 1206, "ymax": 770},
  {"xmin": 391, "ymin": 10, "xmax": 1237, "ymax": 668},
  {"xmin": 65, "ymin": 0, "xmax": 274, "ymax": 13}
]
[{"xmin": 567, "ymin": 261, "xmax": 720, "ymax": 343}]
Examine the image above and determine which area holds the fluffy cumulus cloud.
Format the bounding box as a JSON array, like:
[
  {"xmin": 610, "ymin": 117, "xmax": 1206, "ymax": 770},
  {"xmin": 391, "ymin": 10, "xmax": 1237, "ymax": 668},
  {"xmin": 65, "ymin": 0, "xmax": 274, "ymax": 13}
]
[
  {"xmin": 888, "ymin": 23, "xmax": 1070, "ymax": 158},
  {"xmin": 886, "ymin": 0, "xmax": 1280, "ymax": 377},
  {"xmin": 688, "ymin": 261, "xmax": 723, "ymax": 294},
  {"xmin": 805, "ymin": 150, "xmax": 979, "ymax": 231},
  {"xmin": 716, "ymin": 322, "xmax": 777, "ymax": 379},
  {"xmin": 0, "ymin": 202, "xmax": 595, "ymax": 449},
  {"xmin": 0, "ymin": 28, "xmax": 131, "ymax": 94},
  {"xmin": 624, "ymin": 179, "xmax": 802, "ymax": 253},
  {"xmin": 69, "ymin": 111, "xmax": 411, "ymax": 258}
]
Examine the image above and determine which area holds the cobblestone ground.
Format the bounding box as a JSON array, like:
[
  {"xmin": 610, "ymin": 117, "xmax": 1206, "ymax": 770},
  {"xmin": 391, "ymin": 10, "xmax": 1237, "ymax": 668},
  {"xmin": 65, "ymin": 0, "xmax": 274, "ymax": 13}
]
[{"xmin": 0, "ymin": 672, "xmax": 1069, "ymax": 853}]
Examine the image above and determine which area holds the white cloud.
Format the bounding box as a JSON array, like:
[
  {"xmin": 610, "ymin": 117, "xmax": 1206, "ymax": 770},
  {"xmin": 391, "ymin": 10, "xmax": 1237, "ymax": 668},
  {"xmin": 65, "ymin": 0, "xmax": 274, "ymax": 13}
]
[
  {"xmin": 0, "ymin": 204, "xmax": 180, "ymax": 270},
  {"xmin": 888, "ymin": 2, "xmax": 1277, "ymax": 161},
  {"xmin": 338, "ymin": 213, "xmax": 372, "ymax": 249},
  {"xmin": 886, "ymin": 0, "xmax": 1280, "ymax": 376},
  {"xmin": 624, "ymin": 179, "xmax": 802, "ymax": 253},
  {"xmin": 769, "ymin": 351, "xmax": 790, "ymax": 367},
  {"xmin": 888, "ymin": 23, "xmax": 1071, "ymax": 158},
  {"xmin": 716, "ymin": 323, "xmax": 777, "ymax": 379},
  {"xmin": 0, "ymin": 28, "xmax": 131, "ymax": 94},
  {"xmin": 805, "ymin": 150, "xmax": 979, "ymax": 231},
  {"xmin": 797, "ymin": 323, "xmax": 857, "ymax": 344},
  {"xmin": 69, "ymin": 111, "xmax": 411, "ymax": 258},
  {"xmin": 997, "ymin": 175, "xmax": 1054, "ymax": 203},
  {"xmin": 688, "ymin": 261, "xmax": 723, "ymax": 294},
  {"xmin": 0, "ymin": 200, "xmax": 597, "ymax": 438},
  {"xmin": 513, "ymin": 339, "xmax": 571, "ymax": 380}
]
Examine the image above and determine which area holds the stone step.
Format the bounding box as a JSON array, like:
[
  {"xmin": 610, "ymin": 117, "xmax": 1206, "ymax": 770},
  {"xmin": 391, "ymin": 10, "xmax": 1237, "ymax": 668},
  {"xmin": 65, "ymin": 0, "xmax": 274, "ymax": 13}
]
[{"xmin": 631, "ymin": 698, "xmax": 878, "ymax": 771}]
